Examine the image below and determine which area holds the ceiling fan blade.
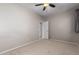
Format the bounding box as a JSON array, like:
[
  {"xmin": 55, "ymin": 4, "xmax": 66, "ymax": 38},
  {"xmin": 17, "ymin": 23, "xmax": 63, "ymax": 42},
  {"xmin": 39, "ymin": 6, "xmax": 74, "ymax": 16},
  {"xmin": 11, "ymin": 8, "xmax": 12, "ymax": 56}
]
[
  {"xmin": 49, "ymin": 4, "xmax": 55, "ymax": 8},
  {"xmin": 35, "ymin": 4, "xmax": 44, "ymax": 6},
  {"xmin": 43, "ymin": 7, "xmax": 46, "ymax": 11}
]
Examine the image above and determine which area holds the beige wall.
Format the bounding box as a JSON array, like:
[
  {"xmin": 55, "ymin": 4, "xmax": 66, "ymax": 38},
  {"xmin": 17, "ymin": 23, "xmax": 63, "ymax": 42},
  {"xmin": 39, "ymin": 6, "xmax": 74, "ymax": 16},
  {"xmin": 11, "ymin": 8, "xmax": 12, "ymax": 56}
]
[
  {"xmin": 48, "ymin": 9, "xmax": 79, "ymax": 43},
  {"xmin": 0, "ymin": 4, "xmax": 43, "ymax": 52}
]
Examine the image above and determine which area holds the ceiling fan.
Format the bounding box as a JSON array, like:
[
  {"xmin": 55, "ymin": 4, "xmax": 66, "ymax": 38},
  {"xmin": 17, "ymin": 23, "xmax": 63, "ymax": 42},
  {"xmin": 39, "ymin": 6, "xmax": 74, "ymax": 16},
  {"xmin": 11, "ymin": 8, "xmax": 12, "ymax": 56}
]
[{"xmin": 35, "ymin": 3, "xmax": 56, "ymax": 11}]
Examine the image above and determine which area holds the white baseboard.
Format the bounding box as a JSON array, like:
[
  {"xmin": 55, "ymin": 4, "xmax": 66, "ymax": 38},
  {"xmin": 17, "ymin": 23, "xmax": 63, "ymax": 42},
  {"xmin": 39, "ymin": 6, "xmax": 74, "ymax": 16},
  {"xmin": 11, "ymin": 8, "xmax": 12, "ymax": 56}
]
[{"xmin": 0, "ymin": 39, "xmax": 40, "ymax": 54}]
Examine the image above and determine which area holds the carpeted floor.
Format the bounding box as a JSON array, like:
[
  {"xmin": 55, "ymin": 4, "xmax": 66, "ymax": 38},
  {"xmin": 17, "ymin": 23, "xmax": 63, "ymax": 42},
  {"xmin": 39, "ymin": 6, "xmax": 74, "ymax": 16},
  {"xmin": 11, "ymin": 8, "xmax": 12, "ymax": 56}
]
[{"xmin": 2, "ymin": 39, "xmax": 79, "ymax": 55}]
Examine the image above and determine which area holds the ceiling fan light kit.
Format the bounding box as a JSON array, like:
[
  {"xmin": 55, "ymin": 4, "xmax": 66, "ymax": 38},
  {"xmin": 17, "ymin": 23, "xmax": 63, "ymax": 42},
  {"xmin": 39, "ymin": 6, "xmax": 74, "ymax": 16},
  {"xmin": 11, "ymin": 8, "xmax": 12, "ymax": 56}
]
[{"xmin": 44, "ymin": 3, "xmax": 49, "ymax": 7}]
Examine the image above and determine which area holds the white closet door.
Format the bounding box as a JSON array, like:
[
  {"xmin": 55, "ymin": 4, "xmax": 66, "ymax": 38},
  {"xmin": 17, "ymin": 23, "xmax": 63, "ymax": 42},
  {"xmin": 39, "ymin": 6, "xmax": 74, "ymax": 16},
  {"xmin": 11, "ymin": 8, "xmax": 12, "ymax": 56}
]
[{"xmin": 42, "ymin": 21, "xmax": 48, "ymax": 39}]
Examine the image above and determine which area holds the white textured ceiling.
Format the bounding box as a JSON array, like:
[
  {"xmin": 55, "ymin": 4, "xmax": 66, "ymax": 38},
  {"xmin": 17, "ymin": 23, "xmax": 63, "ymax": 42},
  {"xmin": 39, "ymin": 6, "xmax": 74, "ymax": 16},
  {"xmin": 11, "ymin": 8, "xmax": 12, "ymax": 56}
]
[{"xmin": 19, "ymin": 3, "xmax": 79, "ymax": 17}]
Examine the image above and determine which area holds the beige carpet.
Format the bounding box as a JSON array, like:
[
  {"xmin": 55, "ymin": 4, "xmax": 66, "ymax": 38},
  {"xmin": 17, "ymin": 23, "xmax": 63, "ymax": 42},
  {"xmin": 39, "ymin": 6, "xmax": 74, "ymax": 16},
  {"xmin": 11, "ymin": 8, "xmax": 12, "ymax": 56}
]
[{"xmin": 2, "ymin": 39, "xmax": 79, "ymax": 55}]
